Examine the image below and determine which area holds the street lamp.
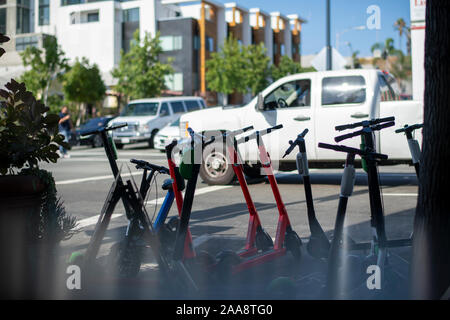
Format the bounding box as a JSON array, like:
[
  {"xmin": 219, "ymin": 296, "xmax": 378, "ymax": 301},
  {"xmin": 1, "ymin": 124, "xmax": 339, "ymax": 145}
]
[{"xmin": 336, "ymin": 25, "xmax": 365, "ymax": 53}]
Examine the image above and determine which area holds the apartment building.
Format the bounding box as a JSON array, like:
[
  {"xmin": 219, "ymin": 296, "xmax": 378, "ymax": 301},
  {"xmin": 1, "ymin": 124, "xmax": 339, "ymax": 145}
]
[{"xmin": 0, "ymin": 0, "xmax": 305, "ymax": 106}]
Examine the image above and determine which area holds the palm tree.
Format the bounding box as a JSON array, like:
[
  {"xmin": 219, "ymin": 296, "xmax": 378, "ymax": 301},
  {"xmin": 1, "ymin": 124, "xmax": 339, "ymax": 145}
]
[
  {"xmin": 371, "ymin": 38, "xmax": 399, "ymax": 72},
  {"xmin": 394, "ymin": 18, "xmax": 407, "ymax": 52}
]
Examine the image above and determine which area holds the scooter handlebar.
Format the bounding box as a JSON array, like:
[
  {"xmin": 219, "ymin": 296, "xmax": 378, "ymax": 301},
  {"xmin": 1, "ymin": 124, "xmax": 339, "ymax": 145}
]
[
  {"xmin": 81, "ymin": 123, "xmax": 128, "ymax": 137},
  {"xmin": 282, "ymin": 128, "xmax": 310, "ymax": 158},
  {"xmin": 318, "ymin": 143, "xmax": 388, "ymax": 160},
  {"xmin": 335, "ymin": 116, "xmax": 395, "ymax": 131},
  {"xmin": 236, "ymin": 124, "xmax": 283, "ymax": 144},
  {"xmin": 334, "ymin": 121, "xmax": 395, "ymax": 143},
  {"xmin": 130, "ymin": 159, "xmax": 170, "ymax": 174},
  {"xmin": 395, "ymin": 123, "xmax": 423, "ymax": 134}
]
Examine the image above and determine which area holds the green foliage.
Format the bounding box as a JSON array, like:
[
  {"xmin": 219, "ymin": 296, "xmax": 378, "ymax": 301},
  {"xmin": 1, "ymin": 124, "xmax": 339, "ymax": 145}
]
[
  {"xmin": 0, "ymin": 79, "xmax": 69, "ymax": 175},
  {"xmin": 244, "ymin": 43, "xmax": 271, "ymax": 96},
  {"xmin": 271, "ymin": 56, "xmax": 314, "ymax": 81},
  {"xmin": 20, "ymin": 168, "xmax": 78, "ymax": 243},
  {"xmin": 112, "ymin": 30, "xmax": 174, "ymax": 100},
  {"xmin": 206, "ymin": 35, "xmax": 248, "ymax": 96},
  {"xmin": 19, "ymin": 36, "xmax": 69, "ymax": 102},
  {"xmin": 0, "ymin": 34, "xmax": 9, "ymax": 58},
  {"xmin": 63, "ymin": 57, "xmax": 106, "ymax": 105}
]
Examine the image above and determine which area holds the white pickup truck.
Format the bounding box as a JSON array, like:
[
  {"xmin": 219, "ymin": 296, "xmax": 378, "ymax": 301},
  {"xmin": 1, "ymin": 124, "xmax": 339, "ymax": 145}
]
[{"xmin": 180, "ymin": 69, "xmax": 423, "ymax": 185}]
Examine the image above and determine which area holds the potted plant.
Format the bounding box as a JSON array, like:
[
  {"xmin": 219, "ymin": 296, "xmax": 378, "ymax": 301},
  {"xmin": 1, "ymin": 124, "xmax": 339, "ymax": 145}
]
[{"xmin": 0, "ymin": 33, "xmax": 77, "ymax": 298}]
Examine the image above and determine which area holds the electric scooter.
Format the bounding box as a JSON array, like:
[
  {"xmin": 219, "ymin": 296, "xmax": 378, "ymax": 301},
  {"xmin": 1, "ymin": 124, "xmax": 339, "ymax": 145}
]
[
  {"xmin": 317, "ymin": 116, "xmax": 413, "ymax": 297},
  {"xmin": 282, "ymin": 129, "xmax": 330, "ymax": 259},
  {"xmin": 169, "ymin": 128, "xmax": 217, "ymax": 293},
  {"xmin": 213, "ymin": 124, "xmax": 302, "ymax": 276},
  {"xmin": 318, "ymin": 142, "xmax": 388, "ymax": 298},
  {"xmin": 72, "ymin": 124, "xmax": 187, "ymax": 286},
  {"xmin": 223, "ymin": 125, "xmax": 274, "ymax": 255},
  {"xmin": 395, "ymin": 123, "xmax": 423, "ymax": 178}
]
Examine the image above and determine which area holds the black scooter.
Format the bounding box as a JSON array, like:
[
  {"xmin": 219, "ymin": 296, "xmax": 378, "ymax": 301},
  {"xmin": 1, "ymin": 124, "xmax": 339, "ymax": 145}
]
[{"xmin": 282, "ymin": 129, "xmax": 330, "ymax": 259}]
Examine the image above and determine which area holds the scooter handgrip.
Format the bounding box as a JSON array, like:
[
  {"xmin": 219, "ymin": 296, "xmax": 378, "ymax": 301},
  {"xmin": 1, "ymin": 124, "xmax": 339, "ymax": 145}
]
[
  {"xmin": 334, "ymin": 130, "xmax": 363, "ymax": 143},
  {"xmin": 241, "ymin": 125, "xmax": 254, "ymax": 133},
  {"xmin": 335, "ymin": 116, "xmax": 395, "ymax": 131},
  {"xmin": 300, "ymin": 128, "xmax": 309, "ymax": 138},
  {"xmin": 371, "ymin": 121, "xmax": 395, "ymax": 132}
]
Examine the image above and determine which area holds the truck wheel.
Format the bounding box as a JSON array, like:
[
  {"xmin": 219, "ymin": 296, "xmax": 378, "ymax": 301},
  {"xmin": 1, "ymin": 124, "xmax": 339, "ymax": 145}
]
[
  {"xmin": 115, "ymin": 143, "xmax": 124, "ymax": 150},
  {"xmin": 200, "ymin": 141, "xmax": 235, "ymax": 185}
]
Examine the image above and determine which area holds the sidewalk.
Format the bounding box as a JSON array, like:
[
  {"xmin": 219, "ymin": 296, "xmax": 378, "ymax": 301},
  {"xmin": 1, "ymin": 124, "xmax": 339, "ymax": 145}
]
[{"xmin": 59, "ymin": 235, "xmax": 411, "ymax": 300}]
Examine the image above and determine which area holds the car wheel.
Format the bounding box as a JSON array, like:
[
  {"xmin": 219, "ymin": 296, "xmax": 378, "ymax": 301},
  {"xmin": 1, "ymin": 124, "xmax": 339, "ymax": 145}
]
[
  {"xmin": 92, "ymin": 135, "xmax": 103, "ymax": 148},
  {"xmin": 148, "ymin": 130, "xmax": 158, "ymax": 149},
  {"xmin": 115, "ymin": 143, "xmax": 124, "ymax": 150},
  {"xmin": 199, "ymin": 141, "xmax": 235, "ymax": 185}
]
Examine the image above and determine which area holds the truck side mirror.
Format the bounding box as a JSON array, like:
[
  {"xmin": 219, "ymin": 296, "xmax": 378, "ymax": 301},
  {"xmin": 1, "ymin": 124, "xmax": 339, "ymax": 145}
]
[{"xmin": 256, "ymin": 93, "xmax": 265, "ymax": 111}]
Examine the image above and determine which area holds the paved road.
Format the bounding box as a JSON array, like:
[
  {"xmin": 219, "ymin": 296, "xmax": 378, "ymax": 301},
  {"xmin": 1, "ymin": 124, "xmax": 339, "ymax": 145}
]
[{"xmin": 41, "ymin": 143, "xmax": 418, "ymax": 257}]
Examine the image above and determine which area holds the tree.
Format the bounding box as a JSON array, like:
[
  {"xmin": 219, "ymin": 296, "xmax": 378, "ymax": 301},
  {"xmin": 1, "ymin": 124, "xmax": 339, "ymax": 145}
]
[
  {"xmin": 63, "ymin": 58, "xmax": 106, "ymax": 126},
  {"xmin": 112, "ymin": 30, "xmax": 173, "ymax": 101},
  {"xmin": 371, "ymin": 38, "xmax": 403, "ymax": 72},
  {"xmin": 411, "ymin": 0, "xmax": 450, "ymax": 300},
  {"xmin": 205, "ymin": 35, "xmax": 248, "ymax": 105},
  {"xmin": 270, "ymin": 56, "xmax": 314, "ymax": 81},
  {"xmin": 19, "ymin": 35, "xmax": 69, "ymax": 109},
  {"xmin": 243, "ymin": 43, "xmax": 271, "ymax": 96},
  {"xmin": 394, "ymin": 18, "xmax": 407, "ymax": 52}
]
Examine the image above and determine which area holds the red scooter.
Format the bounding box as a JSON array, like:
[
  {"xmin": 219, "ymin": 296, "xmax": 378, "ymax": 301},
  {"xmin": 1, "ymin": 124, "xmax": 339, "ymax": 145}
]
[{"xmin": 214, "ymin": 124, "xmax": 303, "ymax": 276}]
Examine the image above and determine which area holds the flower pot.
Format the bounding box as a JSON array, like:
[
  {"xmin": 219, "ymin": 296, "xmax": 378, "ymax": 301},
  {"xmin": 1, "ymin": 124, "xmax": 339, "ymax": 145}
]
[{"xmin": 0, "ymin": 175, "xmax": 44, "ymax": 299}]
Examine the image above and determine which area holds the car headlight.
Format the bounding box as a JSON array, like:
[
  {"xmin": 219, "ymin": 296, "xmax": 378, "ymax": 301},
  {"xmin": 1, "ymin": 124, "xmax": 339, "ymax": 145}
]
[{"xmin": 139, "ymin": 124, "xmax": 149, "ymax": 133}]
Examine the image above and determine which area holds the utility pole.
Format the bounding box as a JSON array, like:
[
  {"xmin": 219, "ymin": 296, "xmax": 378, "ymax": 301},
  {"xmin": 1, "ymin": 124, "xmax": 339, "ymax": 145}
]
[{"xmin": 326, "ymin": 0, "xmax": 332, "ymax": 70}]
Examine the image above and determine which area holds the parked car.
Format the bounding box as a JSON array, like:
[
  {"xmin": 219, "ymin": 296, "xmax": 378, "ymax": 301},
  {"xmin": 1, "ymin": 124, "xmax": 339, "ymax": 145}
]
[
  {"xmin": 76, "ymin": 116, "xmax": 116, "ymax": 148},
  {"xmin": 180, "ymin": 69, "xmax": 424, "ymax": 185},
  {"xmin": 154, "ymin": 117, "xmax": 182, "ymax": 152},
  {"xmin": 108, "ymin": 96, "xmax": 206, "ymax": 149}
]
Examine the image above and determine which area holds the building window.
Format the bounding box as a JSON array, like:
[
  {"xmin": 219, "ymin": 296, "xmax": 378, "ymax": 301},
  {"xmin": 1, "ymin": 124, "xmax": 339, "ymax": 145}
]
[
  {"xmin": 160, "ymin": 35, "xmax": 182, "ymax": 51},
  {"xmin": 280, "ymin": 44, "xmax": 285, "ymax": 55},
  {"xmin": 0, "ymin": 0, "xmax": 6, "ymax": 5},
  {"xmin": 194, "ymin": 35, "xmax": 200, "ymax": 50},
  {"xmin": 87, "ymin": 12, "xmax": 99, "ymax": 22},
  {"xmin": 71, "ymin": 10, "xmax": 100, "ymax": 24},
  {"xmin": 206, "ymin": 36, "xmax": 214, "ymax": 51},
  {"xmin": 39, "ymin": 0, "xmax": 50, "ymax": 26},
  {"xmin": 15, "ymin": 36, "xmax": 38, "ymax": 51},
  {"xmin": 16, "ymin": 0, "xmax": 31, "ymax": 34},
  {"xmin": 123, "ymin": 7, "xmax": 139, "ymax": 23},
  {"xmin": 0, "ymin": 8, "xmax": 6, "ymax": 34},
  {"xmin": 165, "ymin": 73, "xmax": 183, "ymax": 92}
]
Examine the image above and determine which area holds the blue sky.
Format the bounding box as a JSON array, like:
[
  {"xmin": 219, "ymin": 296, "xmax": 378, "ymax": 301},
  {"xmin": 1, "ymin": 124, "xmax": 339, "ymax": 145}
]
[{"xmin": 215, "ymin": 0, "xmax": 411, "ymax": 57}]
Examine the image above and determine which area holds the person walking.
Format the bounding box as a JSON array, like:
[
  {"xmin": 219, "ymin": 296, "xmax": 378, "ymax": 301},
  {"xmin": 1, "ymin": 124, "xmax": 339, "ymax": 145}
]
[{"xmin": 58, "ymin": 106, "xmax": 72, "ymax": 158}]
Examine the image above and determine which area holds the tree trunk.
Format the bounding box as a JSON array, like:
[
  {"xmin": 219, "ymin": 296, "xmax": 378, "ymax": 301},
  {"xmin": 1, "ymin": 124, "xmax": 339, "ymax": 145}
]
[{"xmin": 411, "ymin": 0, "xmax": 450, "ymax": 300}]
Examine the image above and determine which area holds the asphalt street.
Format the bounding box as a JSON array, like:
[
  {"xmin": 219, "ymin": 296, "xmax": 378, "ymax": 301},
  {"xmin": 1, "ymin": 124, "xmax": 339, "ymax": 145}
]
[{"xmin": 39, "ymin": 143, "xmax": 418, "ymax": 299}]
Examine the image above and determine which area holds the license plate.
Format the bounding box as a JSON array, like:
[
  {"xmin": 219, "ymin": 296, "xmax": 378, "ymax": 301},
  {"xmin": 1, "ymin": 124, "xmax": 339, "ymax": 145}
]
[{"xmin": 121, "ymin": 138, "xmax": 130, "ymax": 143}]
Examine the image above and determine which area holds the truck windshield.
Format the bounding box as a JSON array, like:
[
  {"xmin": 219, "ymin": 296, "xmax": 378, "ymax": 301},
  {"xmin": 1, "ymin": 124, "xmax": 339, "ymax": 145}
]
[{"xmin": 120, "ymin": 103, "xmax": 159, "ymax": 116}]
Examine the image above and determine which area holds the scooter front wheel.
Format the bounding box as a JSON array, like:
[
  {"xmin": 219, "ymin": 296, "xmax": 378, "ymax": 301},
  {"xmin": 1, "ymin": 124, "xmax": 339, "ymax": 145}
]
[
  {"xmin": 285, "ymin": 231, "xmax": 302, "ymax": 261},
  {"xmin": 255, "ymin": 230, "xmax": 274, "ymax": 252}
]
